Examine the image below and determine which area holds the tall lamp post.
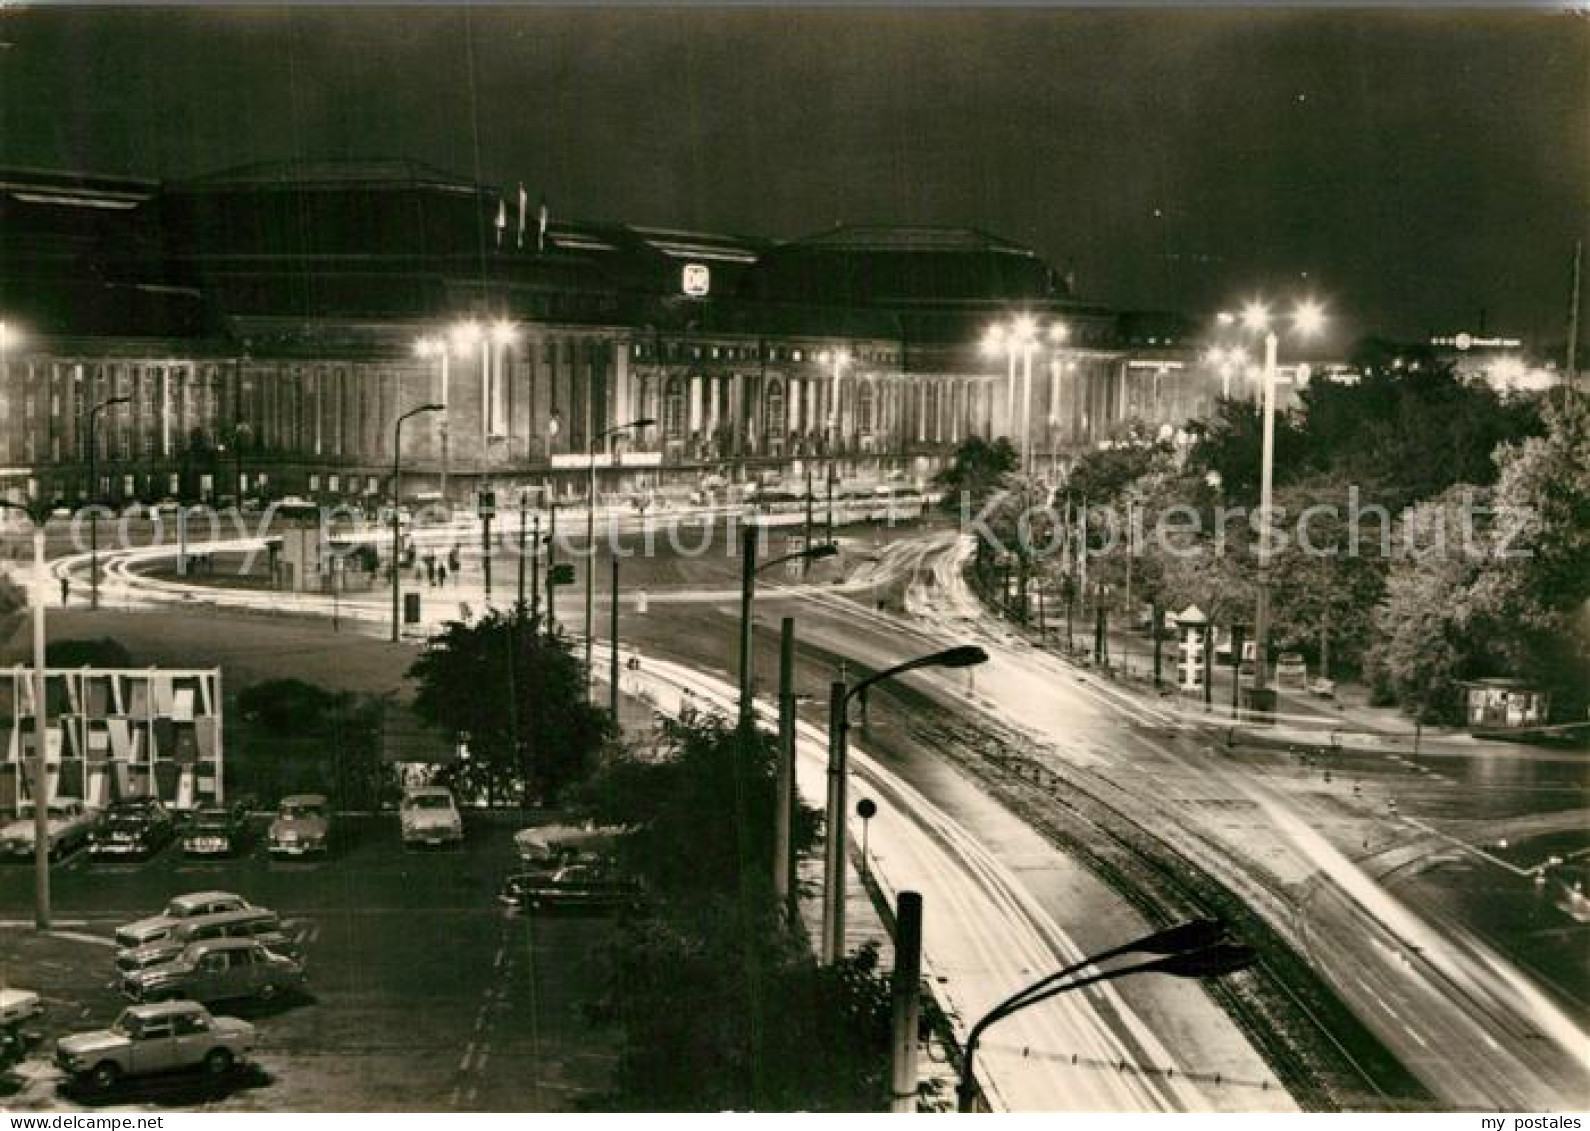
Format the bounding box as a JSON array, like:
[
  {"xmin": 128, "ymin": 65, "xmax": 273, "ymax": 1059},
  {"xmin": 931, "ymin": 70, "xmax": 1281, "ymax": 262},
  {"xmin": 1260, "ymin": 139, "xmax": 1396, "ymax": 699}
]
[
  {"xmin": 415, "ymin": 322, "xmax": 481, "ymax": 506},
  {"xmin": 584, "ymin": 417, "xmax": 654, "ymax": 699},
  {"xmin": 1232, "ymin": 298, "xmax": 1325, "ymax": 707},
  {"xmin": 0, "ymin": 498, "xmax": 56, "ymax": 930},
  {"xmin": 816, "ymin": 348, "xmax": 849, "ymax": 541},
  {"xmin": 85, "ymin": 396, "xmax": 130, "ymax": 610},
  {"xmin": 955, "ymin": 922, "xmax": 1254, "ymax": 1112},
  {"xmin": 737, "ymin": 528, "xmax": 837, "ymax": 729},
  {"xmin": 822, "ymin": 644, "xmax": 989, "ymax": 963},
  {"xmin": 981, "ymin": 316, "xmax": 1045, "ymax": 469},
  {"xmin": 389, "ymin": 403, "xmax": 445, "ymax": 642}
]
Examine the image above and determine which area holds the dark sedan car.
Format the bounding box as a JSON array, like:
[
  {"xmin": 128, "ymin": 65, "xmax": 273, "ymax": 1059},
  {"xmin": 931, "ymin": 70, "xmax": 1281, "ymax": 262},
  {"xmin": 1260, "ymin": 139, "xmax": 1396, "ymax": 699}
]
[
  {"xmin": 498, "ymin": 863, "xmax": 641, "ymax": 914},
  {"xmin": 88, "ymin": 799, "xmax": 176, "ymax": 861},
  {"xmin": 181, "ymin": 801, "xmax": 251, "ymax": 858}
]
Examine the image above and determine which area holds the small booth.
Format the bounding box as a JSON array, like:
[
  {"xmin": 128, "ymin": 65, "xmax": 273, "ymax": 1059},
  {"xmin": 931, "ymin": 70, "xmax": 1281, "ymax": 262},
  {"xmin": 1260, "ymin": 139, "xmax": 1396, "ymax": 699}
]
[
  {"xmin": 1463, "ymin": 678, "xmax": 1551, "ymax": 739},
  {"xmin": 1173, "ymin": 605, "xmax": 1209, "ymax": 693}
]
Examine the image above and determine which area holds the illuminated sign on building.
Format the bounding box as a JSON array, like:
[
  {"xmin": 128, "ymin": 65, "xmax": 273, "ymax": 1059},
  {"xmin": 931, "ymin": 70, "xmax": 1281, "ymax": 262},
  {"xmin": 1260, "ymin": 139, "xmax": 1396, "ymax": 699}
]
[
  {"xmin": 682, "ymin": 263, "xmax": 711, "ymax": 297},
  {"xmin": 1432, "ymin": 333, "xmax": 1523, "ymax": 351}
]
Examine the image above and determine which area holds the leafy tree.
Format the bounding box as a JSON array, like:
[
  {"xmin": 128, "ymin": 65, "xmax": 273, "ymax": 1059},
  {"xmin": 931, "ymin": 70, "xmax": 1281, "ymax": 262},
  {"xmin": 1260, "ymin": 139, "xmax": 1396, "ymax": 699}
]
[
  {"xmin": 1265, "ymin": 481, "xmax": 1390, "ymax": 678},
  {"xmin": 1185, "ymin": 397, "xmax": 1304, "ymax": 508},
  {"xmin": 576, "ymin": 709, "xmax": 819, "ymax": 896},
  {"xmin": 577, "ymin": 713, "xmax": 918, "ymax": 1112},
  {"xmin": 235, "ymin": 678, "xmax": 395, "ymax": 809},
  {"xmin": 1464, "ymin": 395, "xmax": 1590, "ymax": 717},
  {"xmin": 934, "ymin": 435, "xmax": 1018, "ymax": 515},
  {"xmin": 1065, "ymin": 441, "xmax": 1171, "ymax": 507},
  {"xmin": 408, "ymin": 607, "xmax": 612, "ymax": 805},
  {"xmin": 1363, "ymin": 487, "xmax": 1500, "ymax": 721}
]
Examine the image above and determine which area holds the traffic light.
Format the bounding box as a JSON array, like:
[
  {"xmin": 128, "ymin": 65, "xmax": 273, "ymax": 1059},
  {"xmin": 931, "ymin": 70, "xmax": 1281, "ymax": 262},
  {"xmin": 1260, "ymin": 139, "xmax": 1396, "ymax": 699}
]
[{"xmin": 549, "ymin": 563, "xmax": 575, "ymax": 586}]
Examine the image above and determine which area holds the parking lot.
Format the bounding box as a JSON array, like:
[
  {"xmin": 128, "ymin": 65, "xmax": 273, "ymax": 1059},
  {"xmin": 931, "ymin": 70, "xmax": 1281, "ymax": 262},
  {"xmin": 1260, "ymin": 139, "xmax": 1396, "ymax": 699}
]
[{"xmin": 0, "ymin": 813, "xmax": 618, "ymax": 1111}]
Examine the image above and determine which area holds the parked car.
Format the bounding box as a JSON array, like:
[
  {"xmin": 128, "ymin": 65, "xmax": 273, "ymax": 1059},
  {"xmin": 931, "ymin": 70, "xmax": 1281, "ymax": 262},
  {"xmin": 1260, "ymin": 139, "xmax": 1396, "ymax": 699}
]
[
  {"xmin": 55, "ymin": 1001, "xmax": 255, "ymax": 1091},
  {"xmin": 1275, "ymin": 651, "xmax": 1309, "ymax": 688},
  {"xmin": 117, "ymin": 907, "xmax": 293, "ymax": 974},
  {"xmin": 400, "ymin": 786, "xmax": 463, "ymax": 848},
  {"xmin": 89, "ymin": 798, "xmax": 176, "ymax": 860},
  {"xmin": 498, "ymin": 863, "xmax": 641, "ymax": 914},
  {"xmin": 182, "ymin": 801, "xmax": 251, "ymax": 857},
  {"xmin": 0, "ymin": 799, "xmax": 98, "ymax": 862},
  {"xmin": 115, "ymin": 891, "xmax": 258, "ymax": 950},
  {"xmin": 122, "ymin": 938, "xmax": 306, "ymax": 1006},
  {"xmin": 267, "ymin": 794, "xmax": 331, "ymax": 857}
]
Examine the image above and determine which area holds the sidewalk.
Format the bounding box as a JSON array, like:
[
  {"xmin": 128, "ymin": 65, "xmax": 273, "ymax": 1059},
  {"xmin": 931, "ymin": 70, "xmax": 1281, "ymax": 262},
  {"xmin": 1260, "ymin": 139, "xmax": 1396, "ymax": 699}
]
[{"xmin": 1012, "ymin": 604, "xmax": 1575, "ymax": 757}]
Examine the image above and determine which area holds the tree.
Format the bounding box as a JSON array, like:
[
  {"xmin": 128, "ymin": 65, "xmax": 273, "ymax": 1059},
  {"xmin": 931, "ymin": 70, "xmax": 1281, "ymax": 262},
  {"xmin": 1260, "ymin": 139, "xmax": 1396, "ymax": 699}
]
[
  {"xmin": 1265, "ymin": 480, "xmax": 1389, "ymax": 678},
  {"xmin": 576, "ymin": 709, "xmax": 820, "ymax": 897},
  {"xmin": 1363, "ymin": 488, "xmax": 1494, "ymax": 722},
  {"xmin": 576, "ymin": 713, "xmax": 916, "ymax": 1112},
  {"xmin": 235, "ymin": 678, "xmax": 395, "ymax": 809},
  {"xmin": 1464, "ymin": 395, "xmax": 1590, "ymax": 717},
  {"xmin": 407, "ymin": 607, "xmax": 612, "ymax": 805},
  {"xmin": 934, "ymin": 435, "xmax": 1018, "ymax": 515}
]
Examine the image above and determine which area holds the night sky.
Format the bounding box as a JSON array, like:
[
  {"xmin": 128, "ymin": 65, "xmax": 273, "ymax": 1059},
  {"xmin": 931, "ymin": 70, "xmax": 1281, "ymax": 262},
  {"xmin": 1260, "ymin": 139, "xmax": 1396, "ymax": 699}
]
[{"xmin": 2, "ymin": 6, "xmax": 1585, "ymax": 348}]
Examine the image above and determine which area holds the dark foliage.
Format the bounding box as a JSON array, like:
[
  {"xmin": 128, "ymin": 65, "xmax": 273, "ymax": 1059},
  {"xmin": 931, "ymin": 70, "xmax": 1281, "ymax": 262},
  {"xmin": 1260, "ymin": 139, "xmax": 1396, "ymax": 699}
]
[{"xmin": 407, "ymin": 607, "xmax": 612, "ymax": 805}]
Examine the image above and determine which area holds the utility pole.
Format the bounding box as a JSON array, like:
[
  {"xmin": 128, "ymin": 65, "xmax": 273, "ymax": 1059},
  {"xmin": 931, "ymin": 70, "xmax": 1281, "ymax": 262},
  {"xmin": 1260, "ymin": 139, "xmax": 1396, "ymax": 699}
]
[
  {"xmin": 738, "ymin": 523, "xmax": 760, "ymax": 729},
  {"xmin": 529, "ymin": 511, "xmax": 541, "ymax": 618},
  {"xmin": 821, "ymin": 679, "xmax": 849, "ymax": 964},
  {"xmin": 1569, "ymin": 239, "xmax": 1583, "ymax": 390},
  {"xmin": 889, "ymin": 891, "xmax": 924, "ymax": 1114},
  {"xmin": 545, "ymin": 500, "xmax": 559, "ymax": 636},
  {"xmin": 609, "ymin": 555, "xmax": 620, "ymax": 722},
  {"xmin": 774, "ymin": 617, "xmax": 797, "ymax": 924},
  {"xmin": 30, "ymin": 518, "xmax": 50, "ymax": 930},
  {"xmin": 516, "ymin": 494, "xmax": 528, "ymax": 609},
  {"xmin": 481, "ymin": 500, "xmax": 494, "ymax": 605}
]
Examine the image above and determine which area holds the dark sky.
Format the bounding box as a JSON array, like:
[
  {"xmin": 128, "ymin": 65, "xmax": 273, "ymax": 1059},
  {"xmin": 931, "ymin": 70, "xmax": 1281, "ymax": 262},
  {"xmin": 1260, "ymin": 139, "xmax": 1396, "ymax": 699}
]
[{"xmin": 2, "ymin": 6, "xmax": 1586, "ymax": 347}]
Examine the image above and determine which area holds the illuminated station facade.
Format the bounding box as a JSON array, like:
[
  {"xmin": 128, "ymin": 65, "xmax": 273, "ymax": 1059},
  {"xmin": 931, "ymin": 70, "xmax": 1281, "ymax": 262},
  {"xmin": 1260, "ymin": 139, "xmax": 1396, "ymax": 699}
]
[{"xmin": 1, "ymin": 161, "xmax": 1233, "ymax": 507}]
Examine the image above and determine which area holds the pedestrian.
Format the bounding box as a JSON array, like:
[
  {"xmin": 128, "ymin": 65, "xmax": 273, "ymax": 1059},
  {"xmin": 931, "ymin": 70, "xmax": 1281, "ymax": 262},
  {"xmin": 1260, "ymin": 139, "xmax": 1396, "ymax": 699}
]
[
  {"xmin": 438, "ymin": 563, "xmax": 449, "ymax": 587},
  {"xmin": 425, "ymin": 558, "xmax": 436, "ymax": 586},
  {"xmin": 448, "ymin": 545, "xmax": 460, "ymax": 574},
  {"xmin": 59, "ymin": 576, "xmax": 69, "ymax": 606}
]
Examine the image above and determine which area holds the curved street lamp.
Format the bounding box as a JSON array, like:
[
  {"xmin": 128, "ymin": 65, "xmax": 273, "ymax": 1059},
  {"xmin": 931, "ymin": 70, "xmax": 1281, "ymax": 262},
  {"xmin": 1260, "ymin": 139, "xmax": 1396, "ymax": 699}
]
[
  {"xmin": 957, "ymin": 927, "xmax": 1255, "ymax": 1111},
  {"xmin": 0, "ymin": 495, "xmax": 58, "ymax": 931},
  {"xmin": 584, "ymin": 417, "xmax": 655, "ymax": 700},
  {"xmin": 821, "ymin": 644, "xmax": 989, "ymax": 962},
  {"xmin": 1225, "ymin": 297, "xmax": 1326, "ymax": 704},
  {"xmin": 389, "ymin": 403, "xmax": 446, "ymax": 642},
  {"xmin": 736, "ymin": 532, "xmax": 839, "ymax": 729}
]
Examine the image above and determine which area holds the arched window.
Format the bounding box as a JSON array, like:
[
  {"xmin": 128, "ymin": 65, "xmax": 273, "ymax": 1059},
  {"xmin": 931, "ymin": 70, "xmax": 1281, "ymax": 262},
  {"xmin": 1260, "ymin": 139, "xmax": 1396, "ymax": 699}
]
[
  {"xmin": 764, "ymin": 379, "xmax": 784, "ymax": 440},
  {"xmin": 663, "ymin": 376, "xmax": 686, "ymax": 440},
  {"xmin": 857, "ymin": 381, "xmax": 876, "ymax": 434}
]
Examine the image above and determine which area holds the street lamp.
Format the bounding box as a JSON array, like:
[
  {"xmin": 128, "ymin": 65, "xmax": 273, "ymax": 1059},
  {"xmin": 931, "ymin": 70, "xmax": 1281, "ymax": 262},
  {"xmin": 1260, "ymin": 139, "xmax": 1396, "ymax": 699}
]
[
  {"xmin": 584, "ymin": 417, "xmax": 654, "ymax": 700},
  {"xmin": 817, "ymin": 348, "xmax": 850, "ymax": 541},
  {"xmin": 981, "ymin": 316, "xmax": 1052, "ymax": 470},
  {"xmin": 0, "ymin": 496, "xmax": 56, "ymax": 930},
  {"xmin": 1229, "ymin": 296, "xmax": 1325, "ymax": 706},
  {"xmin": 85, "ymin": 396, "xmax": 130, "ymax": 611},
  {"xmin": 390, "ymin": 403, "xmax": 445, "ymax": 642},
  {"xmin": 736, "ymin": 530, "xmax": 838, "ymax": 729},
  {"xmin": 956, "ymin": 923, "xmax": 1254, "ymax": 1111},
  {"xmin": 414, "ymin": 321, "xmax": 480, "ymax": 505},
  {"xmin": 822, "ymin": 644, "xmax": 989, "ymax": 963}
]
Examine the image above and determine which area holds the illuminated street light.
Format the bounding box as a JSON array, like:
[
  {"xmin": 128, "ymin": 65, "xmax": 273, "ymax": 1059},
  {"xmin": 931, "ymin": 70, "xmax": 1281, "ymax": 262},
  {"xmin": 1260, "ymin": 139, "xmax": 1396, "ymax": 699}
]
[
  {"xmin": 491, "ymin": 319, "xmax": 517, "ymax": 346},
  {"xmin": 1048, "ymin": 321, "xmax": 1069, "ymax": 344},
  {"xmin": 822, "ymin": 644, "xmax": 989, "ymax": 962},
  {"xmin": 957, "ymin": 927, "xmax": 1255, "ymax": 1111},
  {"xmin": 1292, "ymin": 298, "xmax": 1327, "ymax": 338},
  {"xmin": 1227, "ymin": 293, "xmax": 1328, "ymax": 708}
]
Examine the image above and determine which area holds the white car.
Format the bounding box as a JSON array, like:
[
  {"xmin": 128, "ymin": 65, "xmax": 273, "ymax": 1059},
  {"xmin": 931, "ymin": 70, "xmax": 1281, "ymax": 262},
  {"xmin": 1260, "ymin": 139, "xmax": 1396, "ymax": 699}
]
[
  {"xmin": 400, "ymin": 786, "xmax": 463, "ymax": 848},
  {"xmin": 115, "ymin": 891, "xmax": 259, "ymax": 950},
  {"xmin": 0, "ymin": 799, "xmax": 97, "ymax": 861}
]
